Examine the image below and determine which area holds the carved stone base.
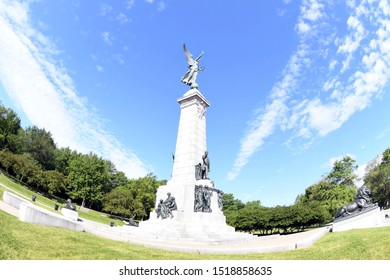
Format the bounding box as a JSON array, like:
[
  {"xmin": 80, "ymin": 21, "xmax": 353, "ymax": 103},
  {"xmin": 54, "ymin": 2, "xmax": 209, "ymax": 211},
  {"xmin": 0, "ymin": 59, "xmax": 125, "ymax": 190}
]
[
  {"xmin": 331, "ymin": 205, "xmax": 383, "ymax": 232},
  {"xmin": 61, "ymin": 208, "xmax": 79, "ymax": 221},
  {"xmin": 136, "ymin": 180, "xmax": 255, "ymax": 243}
]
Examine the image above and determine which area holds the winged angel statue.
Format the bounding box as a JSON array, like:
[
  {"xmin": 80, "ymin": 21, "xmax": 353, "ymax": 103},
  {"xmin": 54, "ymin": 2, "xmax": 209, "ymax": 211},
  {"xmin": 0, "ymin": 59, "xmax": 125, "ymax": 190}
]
[{"xmin": 181, "ymin": 44, "xmax": 204, "ymax": 89}]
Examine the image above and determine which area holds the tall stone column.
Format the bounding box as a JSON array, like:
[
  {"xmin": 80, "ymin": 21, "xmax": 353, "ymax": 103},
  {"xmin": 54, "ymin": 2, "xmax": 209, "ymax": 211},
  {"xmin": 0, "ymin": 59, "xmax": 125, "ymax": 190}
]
[{"xmin": 171, "ymin": 88, "xmax": 210, "ymax": 184}]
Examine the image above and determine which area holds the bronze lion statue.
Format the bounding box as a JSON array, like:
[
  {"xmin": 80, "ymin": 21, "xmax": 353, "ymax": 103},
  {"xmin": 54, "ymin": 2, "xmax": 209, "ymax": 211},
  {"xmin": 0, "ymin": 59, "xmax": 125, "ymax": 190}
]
[{"xmin": 334, "ymin": 185, "xmax": 372, "ymax": 220}]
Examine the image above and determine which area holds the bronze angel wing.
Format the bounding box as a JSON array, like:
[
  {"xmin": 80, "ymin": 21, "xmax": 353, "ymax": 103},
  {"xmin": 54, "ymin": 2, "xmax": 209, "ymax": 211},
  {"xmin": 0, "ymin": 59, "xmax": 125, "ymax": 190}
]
[{"xmin": 183, "ymin": 43, "xmax": 195, "ymax": 66}]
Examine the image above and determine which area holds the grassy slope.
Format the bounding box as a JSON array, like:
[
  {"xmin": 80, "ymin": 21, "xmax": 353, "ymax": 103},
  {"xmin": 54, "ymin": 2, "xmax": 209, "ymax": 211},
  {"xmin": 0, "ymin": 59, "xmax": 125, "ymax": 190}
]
[
  {"xmin": 1, "ymin": 172, "xmax": 390, "ymax": 260},
  {"xmin": 1, "ymin": 209, "xmax": 390, "ymax": 260},
  {"xmin": 0, "ymin": 173, "xmax": 122, "ymax": 225}
]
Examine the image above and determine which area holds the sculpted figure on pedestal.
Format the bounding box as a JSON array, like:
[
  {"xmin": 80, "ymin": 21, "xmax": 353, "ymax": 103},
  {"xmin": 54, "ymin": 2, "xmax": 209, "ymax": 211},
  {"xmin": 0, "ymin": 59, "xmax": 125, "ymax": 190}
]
[
  {"xmin": 181, "ymin": 44, "xmax": 204, "ymax": 89},
  {"xmin": 334, "ymin": 185, "xmax": 374, "ymax": 220}
]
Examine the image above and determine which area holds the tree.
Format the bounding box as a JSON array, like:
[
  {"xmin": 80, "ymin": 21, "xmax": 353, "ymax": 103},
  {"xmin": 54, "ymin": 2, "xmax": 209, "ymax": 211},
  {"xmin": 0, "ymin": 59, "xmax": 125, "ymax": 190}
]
[
  {"xmin": 16, "ymin": 126, "xmax": 57, "ymax": 170},
  {"xmin": 364, "ymin": 148, "xmax": 390, "ymax": 208},
  {"xmin": 103, "ymin": 187, "xmax": 146, "ymax": 219},
  {"xmin": 54, "ymin": 147, "xmax": 79, "ymax": 176},
  {"xmin": 0, "ymin": 149, "xmax": 17, "ymax": 173},
  {"xmin": 382, "ymin": 148, "xmax": 390, "ymax": 166},
  {"xmin": 297, "ymin": 180, "xmax": 356, "ymax": 221},
  {"xmin": 296, "ymin": 156, "xmax": 359, "ymax": 221},
  {"xmin": 42, "ymin": 170, "xmax": 67, "ymax": 196},
  {"xmin": 222, "ymin": 193, "xmax": 245, "ymax": 227},
  {"xmin": 67, "ymin": 152, "xmax": 111, "ymax": 208},
  {"xmin": 127, "ymin": 174, "xmax": 161, "ymax": 220},
  {"xmin": 105, "ymin": 160, "xmax": 128, "ymax": 193},
  {"xmin": 0, "ymin": 102, "xmax": 21, "ymax": 150},
  {"xmin": 12, "ymin": 153, "xmax": 43, "ymax": 188},
  {"xmin": 325, "ymin": 155, "xmax": 359, "ymax": 186},
  {"xmin": 234, "ymin": 200, "xmax": 264, "ymax": 233},
  {"xmin": 0, "ymin": 103, "xmax": 21, "ymax": 151}
]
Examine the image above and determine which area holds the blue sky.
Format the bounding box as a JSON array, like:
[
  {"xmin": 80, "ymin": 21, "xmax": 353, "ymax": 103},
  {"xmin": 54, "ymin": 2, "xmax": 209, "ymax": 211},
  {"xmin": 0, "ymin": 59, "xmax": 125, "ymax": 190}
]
[{"xmin": 1, "ymin": 0, "xmax": 390, "ymax": 207}]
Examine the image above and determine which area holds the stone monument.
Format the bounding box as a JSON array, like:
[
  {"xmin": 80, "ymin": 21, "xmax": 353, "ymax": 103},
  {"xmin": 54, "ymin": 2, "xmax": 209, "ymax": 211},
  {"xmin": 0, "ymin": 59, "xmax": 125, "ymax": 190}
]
[{"xmin": 138, "ymin": 45, "xmax": 254, "ymax": 242}]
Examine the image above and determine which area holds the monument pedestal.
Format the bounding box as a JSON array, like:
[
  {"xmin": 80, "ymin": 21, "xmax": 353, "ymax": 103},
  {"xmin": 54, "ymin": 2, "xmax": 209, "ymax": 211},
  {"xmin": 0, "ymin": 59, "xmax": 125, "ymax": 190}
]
[
  {"xmin": 332, "ymin": 205, "xmax": 382, "ymax": 232},
  {"xmin": 61, "ymin": 208, "xmax": 79, "ymax": 221},
  {"xmin": 138, "ymin": 179, "xmax": 243, "ymax": 242},
  {"xmin": 137, "ymin": 88, "xmax": 255, "ymax": 243}
]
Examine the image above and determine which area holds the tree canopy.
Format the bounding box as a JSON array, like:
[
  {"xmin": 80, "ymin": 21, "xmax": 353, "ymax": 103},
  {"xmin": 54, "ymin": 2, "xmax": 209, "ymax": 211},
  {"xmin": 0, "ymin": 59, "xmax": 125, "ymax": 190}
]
[{"xmin": 364, "ymin": 148, "xmax": 390, "ymax": 208}]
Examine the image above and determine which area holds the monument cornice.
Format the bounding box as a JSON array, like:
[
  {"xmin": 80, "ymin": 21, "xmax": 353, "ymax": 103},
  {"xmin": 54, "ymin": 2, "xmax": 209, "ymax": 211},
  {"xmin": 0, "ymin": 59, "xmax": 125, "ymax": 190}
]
[{"xmin": 177, "ymin": 88, "xmax": 210, "ymax": 108}]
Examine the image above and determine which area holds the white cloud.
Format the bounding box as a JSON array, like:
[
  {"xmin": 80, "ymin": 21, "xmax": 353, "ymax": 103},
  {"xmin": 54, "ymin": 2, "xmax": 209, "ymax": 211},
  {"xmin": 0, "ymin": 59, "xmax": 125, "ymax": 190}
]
[
  {"xmin": 277, "ymin": 9, "xmax": 287, "ymax": 17},
  {"xmin": 228, "ymin": 1, "xmax": 390, "ymax": 181},
  {"xmin": 337, "ymin": 8, "xmax": 367, "ymax": 73},
  {"xmin": 116, "ymin": 13, "xmax": 130, "ymax": 24},
  {"xmin": 301, "ymin": 0, "xmax": 323, "ymax": 22},
  {"xmin": 227, "ymin": 0, "xmax": 321, "ymax": 180},
  {"xmin": 96, "ymin": 65, "xmax": 104, "ymax": 72},
  {"xmin": 296, "ymin": 0, "xmax": 324, "ymax": 35},
  {"xmin": 0, "ymin": 0, "xmax": 151, "ymax": 178},
  {"xmin": 145, "ymin": 0, "xmax": 155, "ymax": 4},
  {"xmin": 376, "ymin": 126, "xmax": 390, "ymax": 141},
  {"xmin": 157, "ymin": 2, "xmax": 166, "ymax": 12},
  {"xmin": 113, "ymin": 53, "xmax": 125, "ymax": 64},
  {"xmin": 100, "ymin": 4, "xmax": 112, "ymax": 16},
  {"xmin": 126, "ymin": 0, "xmax": 135, "ymax": 10},
  {"xmin": 101, "ymin": 31, "xmax": 113, "ymax": 45}
]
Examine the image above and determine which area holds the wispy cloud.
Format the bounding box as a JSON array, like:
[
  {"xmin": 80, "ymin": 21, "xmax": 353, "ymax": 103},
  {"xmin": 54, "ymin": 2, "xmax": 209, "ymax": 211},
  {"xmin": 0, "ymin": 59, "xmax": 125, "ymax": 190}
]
[
  {"xmin": 376, "ymin": 126, "xmax": 390, "ymax": 141},
  {"xmin": 0, "ymin": 0, "xmax": 151, "ymax": 178},
  {"xmin": 126, "ymin": 0, "xmax": 135, "ymax": 10},
  {"xmin": 228, "ymin": 0, "xmax": 390, "ymax": 181},
  {"xmin": 144, "ymin": 0, "xmax": 166, "ymax": 12},
  {"xmin": 101, "ymin": 31, "xmax": 114, "ymax": 45},
  {"xmin": 99, "ymin": 3, "xmax": 112, "ymax": 16},
  {"xmin": 116, "ymin": 13, "xmax": 130, "ymax": 24},
  {"xmin": 157, "ymin": 2, "xmax": 166, "ymax": 12}
]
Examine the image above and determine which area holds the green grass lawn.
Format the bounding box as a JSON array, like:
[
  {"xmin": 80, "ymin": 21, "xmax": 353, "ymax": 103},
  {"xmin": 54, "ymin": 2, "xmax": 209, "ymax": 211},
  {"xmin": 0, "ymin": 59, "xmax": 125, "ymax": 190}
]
[
  {"xmin": 1, "ymin": 209, "xmax": 389, "ymax": 260},
  {"xmin": 1, "ymin": 172, "xmax": 390, "ymax": 260},
  {"xmin": 0, "ymin": 173, "xmax": 122, "ymax": 226}
]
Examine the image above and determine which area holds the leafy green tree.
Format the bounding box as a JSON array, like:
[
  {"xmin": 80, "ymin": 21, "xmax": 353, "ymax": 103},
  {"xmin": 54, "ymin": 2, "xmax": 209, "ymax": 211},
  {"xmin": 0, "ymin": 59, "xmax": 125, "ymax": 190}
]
[
  {"xmin": 325, "ymin": 155, "xmax": 359, "ymax": 186},
  {"xmin": 12, "ymin": 153, "xmax": 42, "ymax": 188},
  {"xmin": 296, "ymin": 156, "xmax": 358, "ymax": 221},
  {"xmin": 54, "ymin": 147, "xmax": 79, "ymax": 176},
  {"xmin": 365, "ymin": 165, "xmax": 390, "ymax": 208},
  {"xmin": 364, "ymin": 148, "xmax": 390, "ymax": 208},
  {"xmin": 0, "ymin": 103, "xmax": 21, "ymax": 150},
  {"xmin": 0, "ymin": 149, "xmax": 17, "ymax": 173},
  {"xmin": 222, "ymin": 193, "xmax": 245, "ymax": 227},
  {"xmin": 297, "ymin": 180, "xmax": 356, "ymax": 221},
  {"xmin": 382, "ymin": 148, "xmax": 390, "ymax": 166},
  {"xmin": 42, "ymin": 170, "xmax": 67, "ymax": 196},
  {"xmin": 103, "ymin": 187, "xmax": 146, "ymax": 219},
  {"xmin": 235, "ymin": 205, "xmax": 261, "ymax": 233},
  {"xmin": 127, "ymin": 173, "xmax": 161, "ymax": 220},
  {"xmin": 104, "ymin": 160, "xmax": 128, "ymax": 193},
  {"xmin": 222, "ymin": 193, "xmax": 245, "ymax": 211},
  {"xmin": 67, "ymin": 152, "xmax": 111, "ymax": 208},
  {"xmin": 16, "ymin": 126, "xmax": 57, "ymax": 170},
  {"xmin": 234, "ymin": 201, "xmax": 265, "ymax": 233},
  {"xmin": 290, "ymin": 202, "xmax": 328, "ymax": 231}
]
